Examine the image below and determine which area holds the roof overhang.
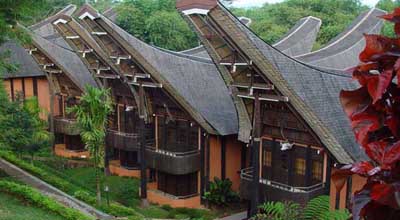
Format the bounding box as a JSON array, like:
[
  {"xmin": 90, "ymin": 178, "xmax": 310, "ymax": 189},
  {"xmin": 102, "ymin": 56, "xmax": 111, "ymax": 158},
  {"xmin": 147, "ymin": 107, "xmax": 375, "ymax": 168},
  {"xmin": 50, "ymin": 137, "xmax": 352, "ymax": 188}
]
[{"xmin": 176, "ymin": 0, "xmax": 217, "ymax": 15}]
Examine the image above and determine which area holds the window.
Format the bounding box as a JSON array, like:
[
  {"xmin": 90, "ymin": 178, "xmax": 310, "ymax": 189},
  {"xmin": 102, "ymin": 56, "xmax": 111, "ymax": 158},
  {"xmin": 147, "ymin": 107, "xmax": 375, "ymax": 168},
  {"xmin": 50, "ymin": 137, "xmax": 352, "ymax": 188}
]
[
  {"xmin": 295, "ymin": 158, "xmax": 306, "ymax": 175},
  {"xmin": 263, "ymin": 151, "xmax": 272, "ymax": 167},
  {"xmin": 312, "ymin": 161, "xmax": 323, "ymax": 181}
]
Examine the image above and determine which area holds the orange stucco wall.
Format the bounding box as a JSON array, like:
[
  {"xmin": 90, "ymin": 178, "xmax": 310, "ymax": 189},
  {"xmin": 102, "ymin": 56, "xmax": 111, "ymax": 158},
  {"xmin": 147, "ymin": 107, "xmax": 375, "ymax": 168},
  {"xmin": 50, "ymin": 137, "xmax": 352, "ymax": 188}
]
[
  {"xmin": 3, "ymin": 80, "xmax": 11, "ymax": 99},
  {"xmin": 209, "ymin": 135, "xmax": 222, "ymax": 181},
  {"xmin": 54, "ymin": 144, "xmax": 89, "ymax": 159},
  {"xmin": 147, "ymin": 190, "xmax": 201, "ymax": 208},
  {"xmin": 225, "ymin": 136, "xmax": 243, "ymax": 191},
  {"xmin": 3, "ymin": 77, "xmax": 51, "ymax": 117},
  {"xmin": 109, "ymin": 160, "xmax": 141, "ymax": 178},
  {"xmin": 24, "ymin": 78, "xmax": 34, "ymax": 98},
  {"xmin": 329, "ymin": 168, "xmax": 367, "ymax": 210},
  {"xmin": 13, "ymin": 78, "xmax": 23, "ymax": 96}
]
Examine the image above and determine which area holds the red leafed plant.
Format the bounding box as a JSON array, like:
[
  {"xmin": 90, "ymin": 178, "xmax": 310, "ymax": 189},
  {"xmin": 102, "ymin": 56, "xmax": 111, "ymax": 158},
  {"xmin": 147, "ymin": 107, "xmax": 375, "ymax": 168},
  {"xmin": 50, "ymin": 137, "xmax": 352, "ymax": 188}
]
[{"xmin": 333, "ymin": 8, "xmax": 400, "ymax": 220}]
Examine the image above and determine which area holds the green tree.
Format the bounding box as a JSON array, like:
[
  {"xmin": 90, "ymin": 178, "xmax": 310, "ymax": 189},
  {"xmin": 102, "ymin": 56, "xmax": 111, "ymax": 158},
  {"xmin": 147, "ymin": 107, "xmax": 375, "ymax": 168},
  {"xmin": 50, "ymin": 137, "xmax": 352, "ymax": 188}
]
[
  {"xmin": 68, "ymin": 86, "xmax": 112, "ymax": 205},
  {"xmin": 232, "ymin": 0, "xmax": 367, "ymax": 47},
  {"xmin": 115, "ymin": 0, "xmax": 197, "ymax": 51},
  {"xmin": 145, "ymin": 11, "xmax": 198, "ymax": 51}
]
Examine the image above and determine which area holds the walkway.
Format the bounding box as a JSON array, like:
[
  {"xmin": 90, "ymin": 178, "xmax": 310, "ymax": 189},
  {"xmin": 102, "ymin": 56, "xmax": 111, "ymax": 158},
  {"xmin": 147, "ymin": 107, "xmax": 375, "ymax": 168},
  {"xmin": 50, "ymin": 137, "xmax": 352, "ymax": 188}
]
[
  {"xmin": 0, "ymin": 158, "xmax": 113, "ymax": 220},
  {"xmin": 217, "ymin": 211, "xmax": 247, "ymax": 220}
]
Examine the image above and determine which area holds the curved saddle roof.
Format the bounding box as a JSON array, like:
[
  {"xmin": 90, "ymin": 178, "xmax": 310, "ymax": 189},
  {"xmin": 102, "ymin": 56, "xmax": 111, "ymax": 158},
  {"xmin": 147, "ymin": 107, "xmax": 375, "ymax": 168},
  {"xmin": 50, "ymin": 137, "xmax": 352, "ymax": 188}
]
[
  {"xmin": 181, "ymin": 16, "xmax": 321, "ymax": 58},
  {"xmin": 295, "ymin": 8, "xmax": 386, "ymax": 70},
  {"xmin": 28, "ymin": 5, "xmax": 97, "ymax": 90},
  {"xmin": 0, "ymin": 5, "xmax": 77, "ymax": 79},
  {"xmin": 71, "ymin": 5, "xmax": 238, "ymax": 136},
  {"xmin": 178, "ymin": 0, "xmax": 367, "ymax": 163},
  {"xmin": 273, "ymin": 16, "xmax": 321, "ymax": 57}
]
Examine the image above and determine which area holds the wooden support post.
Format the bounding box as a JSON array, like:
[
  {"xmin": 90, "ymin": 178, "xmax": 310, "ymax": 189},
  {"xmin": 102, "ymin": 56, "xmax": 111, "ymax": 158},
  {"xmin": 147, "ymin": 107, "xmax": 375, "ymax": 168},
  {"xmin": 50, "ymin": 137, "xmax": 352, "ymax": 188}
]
[
  {"xmin": 249, "ymin": 93, "xmax": 261, "ymax": 217},
  {"xmin": 103, "ymin": 78, "xmax": 110, "ymax": 176},
  {"xmin": 47, "ymin": 73, "xmax": 55, "ymax": 154},
  {"xmin": 221, "ymin": 136, "xmax": 226, "ymax": 180},
  {"xmin": 306, "ymin": 146, "xmax": 312, "ymax": 186},
  {"xmin": 139, "ymin": 86, "xmax": 148, "ymax": 204}
]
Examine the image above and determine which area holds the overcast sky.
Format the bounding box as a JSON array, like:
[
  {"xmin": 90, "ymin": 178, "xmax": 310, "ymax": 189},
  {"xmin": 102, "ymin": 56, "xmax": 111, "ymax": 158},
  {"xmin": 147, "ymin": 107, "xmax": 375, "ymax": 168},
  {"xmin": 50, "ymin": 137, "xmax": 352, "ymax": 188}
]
[{"xmin": 231, "ymin": 0, "xmax": 381, "ymax": 8}]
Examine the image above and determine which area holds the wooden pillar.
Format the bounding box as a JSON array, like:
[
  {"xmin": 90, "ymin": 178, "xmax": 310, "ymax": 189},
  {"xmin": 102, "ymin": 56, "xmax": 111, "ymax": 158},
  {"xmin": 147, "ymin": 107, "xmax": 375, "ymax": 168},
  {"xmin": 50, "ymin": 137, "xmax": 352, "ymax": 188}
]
[
  {"xmin": 139, "ymin": 85, "xmax": 147, "ymax": 201},
  {"xmin": 47, "ymin": 73, "xmax": 55, "ymax": 153},
  {"xmin": 221, "ymin": 136, "xmax": 226, "ymax": 180},
  {"xmin": 103, "ymin": 78, "xmax": 110, "ymax": 176},
  {"xmin": 305, "ymin": 145, "xmax": 312, "ymax": 186},
  {"xmin": 249, "ymin": 94, "xmax": 261, "ymax": 217}
]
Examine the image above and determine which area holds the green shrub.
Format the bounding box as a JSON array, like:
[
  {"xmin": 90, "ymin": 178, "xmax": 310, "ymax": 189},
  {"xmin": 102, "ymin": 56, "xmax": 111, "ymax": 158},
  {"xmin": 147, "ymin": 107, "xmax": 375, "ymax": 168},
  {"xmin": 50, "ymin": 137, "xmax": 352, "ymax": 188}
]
[
  {"xmin": 0, "ymin": 180, "xmax": 92, "ymax": 220},
  {"xmin": 254, "ymin": 201, "xmax": 301, "ymax": 220},
  {"xmin": 74, "ymin": 190, "xmax": 142, "ymax": 217},
  {"xmin": 252, "ymin": 196, "xmax": 350, "ymax": 220},
  {"xmin": 203, "ymin": 177, "xmax": 240, "ymax": 207},
  {"xmin": 302, "ymin": 195, "xmax": 330, "ymax": 219}
]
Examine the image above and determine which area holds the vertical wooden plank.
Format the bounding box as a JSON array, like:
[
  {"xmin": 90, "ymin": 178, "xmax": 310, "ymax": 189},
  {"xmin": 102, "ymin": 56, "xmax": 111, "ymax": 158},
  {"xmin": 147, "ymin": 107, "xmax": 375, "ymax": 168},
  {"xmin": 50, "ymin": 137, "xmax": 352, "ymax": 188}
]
[
  {"xmin": 306, "ymin": 145, "xmax": 312, "ymax": 186},
  {"xmin": 155, "ymin": 116, "xmax": 158, "ymax": 150},
  {"xmin": 221, "ymin": 136, "xmax": 226, "ymax": 180},
  {"xmin": 250, "ymin": 93, "xmax": 261, "ymax": 217},
  {"xmin": 10, "ymin": 78, "xmax": 14, "ymax": 101}
]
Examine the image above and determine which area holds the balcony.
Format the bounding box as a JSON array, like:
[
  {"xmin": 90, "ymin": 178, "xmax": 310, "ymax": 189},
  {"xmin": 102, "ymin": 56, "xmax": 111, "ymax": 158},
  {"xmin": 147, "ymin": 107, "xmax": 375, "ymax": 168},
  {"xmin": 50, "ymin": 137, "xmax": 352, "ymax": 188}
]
[
  {"xmin": 106, "ymin": 130, "xmax": 141, "ymax": 151},
  {"xmin": 54, "ymin": 117, "xmax": 81, "ymax": 135},
  {"xmin": 145, "ymin": 146, "xmax": 201, "ymax": 175},
  {"xmin": 240, "ymin": 168, "xmax": 326, "ymax": 205}
]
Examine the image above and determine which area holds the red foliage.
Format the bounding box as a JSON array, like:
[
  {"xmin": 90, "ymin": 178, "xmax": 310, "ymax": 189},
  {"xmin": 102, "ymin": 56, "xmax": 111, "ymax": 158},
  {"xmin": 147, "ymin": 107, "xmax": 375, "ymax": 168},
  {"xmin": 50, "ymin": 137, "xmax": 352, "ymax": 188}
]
[{"xmin": 334, "ymin": 8, "xmax": 400, "ymax": 220}]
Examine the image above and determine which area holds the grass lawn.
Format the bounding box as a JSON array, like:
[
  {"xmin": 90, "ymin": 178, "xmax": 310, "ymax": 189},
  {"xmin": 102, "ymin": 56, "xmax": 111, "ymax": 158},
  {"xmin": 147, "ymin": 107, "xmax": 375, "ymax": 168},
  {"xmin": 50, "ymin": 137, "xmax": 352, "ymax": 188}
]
[
  {"xmin": 35, "ymin": 158, "xmax": 216, "ymax": 219},
  {"xmin": 0, "ymin": 192, "xmax": 65, "ymax": 220}
]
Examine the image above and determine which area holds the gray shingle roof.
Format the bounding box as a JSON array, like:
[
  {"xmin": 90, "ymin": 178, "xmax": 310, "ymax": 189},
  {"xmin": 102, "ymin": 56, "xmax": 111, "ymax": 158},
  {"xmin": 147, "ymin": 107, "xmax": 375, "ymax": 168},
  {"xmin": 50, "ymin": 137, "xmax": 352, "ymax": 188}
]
[
  {"xmin": 273, "ymin": 16, "xmax": 321, "ymax": 57},
  {"xmin": 0, "ymin": 41, "xmax": 44, "ymax": 78},
  {"xmin": 28, "ymin": 5, "xmax": 97, "ymax": 90},
  {"xmin": 209, "ymin": 4, "xmax": 367, "ymax": 163},
  {"xmin": 295, "ymin": 8, "xmax": 386, "ymax": 70},
  {"xmin": 100, "ymin": 14, "xmax": 238, "ymax": 135}
]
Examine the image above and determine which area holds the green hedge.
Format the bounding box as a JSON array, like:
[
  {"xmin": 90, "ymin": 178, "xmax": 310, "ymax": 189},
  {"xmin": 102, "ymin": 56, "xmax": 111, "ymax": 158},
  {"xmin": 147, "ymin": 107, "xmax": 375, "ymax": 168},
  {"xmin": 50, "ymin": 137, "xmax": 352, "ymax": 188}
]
[
  {"xmin": 0, "ymin": 151, "xmax": 143, "ymax": 218},
  {"xmin": 0, "ymin": 151, "xmax": 79, "ymax": 194},
  {"xmin": 0, "ymin": 180, "xmax": 92, "ymax": 220}
]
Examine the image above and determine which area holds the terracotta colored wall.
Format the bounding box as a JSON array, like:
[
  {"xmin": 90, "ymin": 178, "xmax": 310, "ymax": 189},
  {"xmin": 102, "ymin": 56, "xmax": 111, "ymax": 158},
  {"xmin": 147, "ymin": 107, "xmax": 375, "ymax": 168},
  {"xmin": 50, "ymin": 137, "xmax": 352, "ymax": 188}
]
[
  {"xmin": 209, "ymin": 135, "xmax": 222, "ymax": 180},
  {"xmin": 329, "ymin": 168, "xmax": 367, "ymax": 210},
  {"xmin": 13, "ymin": 78, "xmax": 23, "ymax": 96},
  {"xmin": 24, "ymin": 78, "xmax": 34, "ymax": 98},
  {"xmin": 37, "ymin": 78, "xmax": 51, "ymax": 118},
  {"xmin": 225, "ymin": 135, "xmax": 243, "ymax": 191},
  {"xmin": 3, "ymin": 80, "xmax": 11, "ymax": 99}
]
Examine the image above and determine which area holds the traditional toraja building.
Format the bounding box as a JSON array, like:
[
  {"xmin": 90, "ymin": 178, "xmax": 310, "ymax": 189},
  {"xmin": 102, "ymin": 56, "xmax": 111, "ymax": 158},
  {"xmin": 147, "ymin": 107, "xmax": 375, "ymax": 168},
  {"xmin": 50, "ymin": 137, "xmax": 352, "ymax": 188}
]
[
  {"xmin": 295, "ymin": 8, "xmax": 385, "ymax": 70},
  {"xmin": 176, "ymin": 0, "xmax": 368, "ymax": 215},
  {"xmin": 24, "ymin": 26, "xmax": 98, "ymax": 159},
  {"xmin": 51, "ymin": 4, "xmax": 245, "ymax": 208},
  {"xmin": 181, "ymin": 15, "xmax": 322, "ymax": 58}
]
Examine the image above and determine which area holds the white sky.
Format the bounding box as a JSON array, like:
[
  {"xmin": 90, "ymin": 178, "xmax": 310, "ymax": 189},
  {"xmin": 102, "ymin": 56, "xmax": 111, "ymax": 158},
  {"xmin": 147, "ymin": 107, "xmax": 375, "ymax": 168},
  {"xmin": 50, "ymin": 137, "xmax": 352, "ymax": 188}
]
[{"xmin": 231, "ymin": 0, "xmax": 381, "ymax": 8}]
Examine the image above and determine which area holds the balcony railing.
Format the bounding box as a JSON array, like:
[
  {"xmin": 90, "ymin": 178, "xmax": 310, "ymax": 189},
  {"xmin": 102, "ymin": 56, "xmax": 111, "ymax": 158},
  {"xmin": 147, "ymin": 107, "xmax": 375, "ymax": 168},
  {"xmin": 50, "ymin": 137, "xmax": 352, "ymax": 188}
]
[
  {"xmin": 54, "ymin": 117, "xmax": 81, "ymax": 135},
  {"xmin": 240, "ymin": 167, "xmax": 326, "ymax": 205},
  {"xmin": 106, "ymin": 129, "xmax": 154, "ymax": 151},
  {"xmin": 145, "ymin": 147, "xmax": 201, "ymax": 175},
  {"xmin": 240, "ymin": 167, "xmax": 325, "ymax": 193}
]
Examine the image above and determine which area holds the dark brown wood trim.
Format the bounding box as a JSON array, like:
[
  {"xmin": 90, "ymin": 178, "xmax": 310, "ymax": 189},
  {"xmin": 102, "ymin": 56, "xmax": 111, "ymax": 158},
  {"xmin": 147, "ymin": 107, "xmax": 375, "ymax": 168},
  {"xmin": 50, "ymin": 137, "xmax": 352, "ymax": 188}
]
[
  {"xmin": 335, "ymin": 191, "xmax": 341, "ymax": 210},
  {"xmin": 22, "ymin": 78, "xmax": 26, "ymax": 98},
  {"xmin": 346, "ymin": 176, "xmax": 352, "ymax": 209},
  {"xmin": 205, "ymin": 134, "xmax": 210, "ymax": 191},
  {"xmin": 221, "ymin": 136, "xmax": 226, "ymax": 180},
  {"xmin": 10, "ymin": 78, "xmax": 14, "ymax": 101},
  {"xmin": 200, "ymin": 131, "xmax": 205, "ymax": 198},
  {"xmin": 306, "ymin": 145, "xmax": 312, "ymax": 186},
  {"xmin": 33, "ymin": 78, "xmax": 38, "ymax": 97},
  {"xmin": 241, "ymin": 143, "xmax": 247, "ymax": 169}
]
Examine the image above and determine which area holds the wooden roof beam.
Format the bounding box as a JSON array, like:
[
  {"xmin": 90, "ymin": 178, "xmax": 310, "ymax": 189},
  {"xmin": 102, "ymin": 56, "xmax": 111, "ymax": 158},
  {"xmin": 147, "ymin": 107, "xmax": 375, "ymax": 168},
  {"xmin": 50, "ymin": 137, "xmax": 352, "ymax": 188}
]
[
  {"xmin": 129, "ymin": 81, "xmax": 162, "ymax": 88},
  {"xmin": 235, "ymin": 91, "xmax": 289, "ymax": 102},
  {"xmin": 27, "ymin": 48, "xmax": 38, "ymax": 55},
  {"xmin": 231, "ymin": 82, "xmax": 274, "ymax": 90},
  {"xmin": 110, "ymin": 55, "xmax": 131, "ymax": 65},
  {"xmin": 91, "ymin": 31, "xmax": 107, "ymax": 36},
  {"xmin": 95, "ymin": 73, "xmax": 120, "ymax": 79}
]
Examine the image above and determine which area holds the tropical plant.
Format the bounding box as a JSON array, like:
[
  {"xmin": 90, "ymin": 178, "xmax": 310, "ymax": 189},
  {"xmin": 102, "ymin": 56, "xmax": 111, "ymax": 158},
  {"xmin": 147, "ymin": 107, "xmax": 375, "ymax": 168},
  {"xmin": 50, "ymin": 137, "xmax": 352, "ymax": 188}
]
[
  {"xmin": 68, "ymin": 86, "xmax": 113, "ymax": 205},
  {"xmin": 203, "ymin": 177, "xmax": 240, "ymax": 207},
  {"xmin": 251, "ymin": 196, "xmax": 349, "ymax": 220},
  {"xmin": 333, "ymin": 7, "xmax": 400, "ymax": 220}
]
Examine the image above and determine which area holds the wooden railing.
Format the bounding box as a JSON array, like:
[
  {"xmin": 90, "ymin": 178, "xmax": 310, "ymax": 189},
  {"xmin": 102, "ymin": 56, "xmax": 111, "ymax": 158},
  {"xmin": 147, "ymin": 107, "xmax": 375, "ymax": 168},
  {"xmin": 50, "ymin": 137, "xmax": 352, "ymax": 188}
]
[
  {"xmin": 54, "ymin": 117, "xmax": 81, "ymax": 135},
  {"xmin": 240, "ymin": 167, "xmax": 325, "ymax": 193}
]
